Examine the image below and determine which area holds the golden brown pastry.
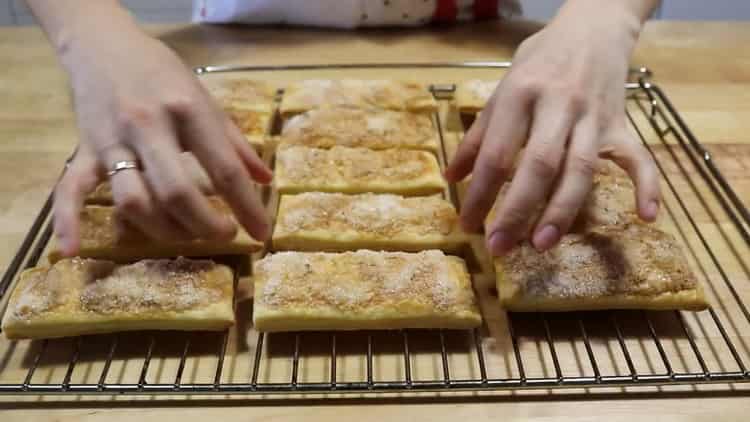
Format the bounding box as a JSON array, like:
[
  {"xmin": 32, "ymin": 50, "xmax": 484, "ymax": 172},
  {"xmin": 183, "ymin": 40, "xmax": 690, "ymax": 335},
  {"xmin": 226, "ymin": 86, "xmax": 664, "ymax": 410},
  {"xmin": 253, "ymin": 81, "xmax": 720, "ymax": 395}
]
[
  {"xmin": 225, "ymin": 108, "xmax": 273, "ymax": 149},
  {"xmin": 279, "ymin": 107, "xmax": 439, "ymax": 152},
  {"xmin": 272, "ymin": 192, "xmax": 468, "ymax": 253},
  {"xmin": 253, "ymin": 250, "xmax": 481, "ymax": 331},
  {"xmin": 48, "ymin": 198, "xmax": 263, "ymax": 263},
  {"xmin": 2, "ymin": 257, "xmax": 235, "ymax": 339},
  {"xmin": 202, "ymin": 78, "xmax": 275, "ymax": 112},
  {"xmin": 273, "ymin": 145, "xmax": 446, "ymax": 196},
  {"xmin": 455, "ymin": 79, "xmax": 498, "ymax": 114},
  {"xmin": 495, "ymin": 223, "xmax": 708, "ymax": 311},
  {"xmin": 202, "ymin": 78, "xmax": 276, "ymax": 149},
  {"xmin": 279, "ymin": 79, "xmax": 437, "ymax": 117}
]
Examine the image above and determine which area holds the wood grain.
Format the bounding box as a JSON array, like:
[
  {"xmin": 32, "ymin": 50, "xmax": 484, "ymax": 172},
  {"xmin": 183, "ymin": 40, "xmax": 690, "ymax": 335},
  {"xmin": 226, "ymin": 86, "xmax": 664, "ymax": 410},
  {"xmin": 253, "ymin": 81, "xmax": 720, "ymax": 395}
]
[{"xmin": 1, "ymin": 20, "xmax": 750, "ymax": 421}]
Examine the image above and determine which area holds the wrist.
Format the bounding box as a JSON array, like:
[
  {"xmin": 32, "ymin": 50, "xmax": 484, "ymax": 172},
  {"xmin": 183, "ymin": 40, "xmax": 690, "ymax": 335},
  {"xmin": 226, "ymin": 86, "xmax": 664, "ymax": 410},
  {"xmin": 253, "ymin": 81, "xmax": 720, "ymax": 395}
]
[
  {"xmin": 551, "ymin": 0, "xmax": 645, "ymax": 50},
  {"xmin": 50, "ymin": 4, "xmax": 142, "ymax": 72}
]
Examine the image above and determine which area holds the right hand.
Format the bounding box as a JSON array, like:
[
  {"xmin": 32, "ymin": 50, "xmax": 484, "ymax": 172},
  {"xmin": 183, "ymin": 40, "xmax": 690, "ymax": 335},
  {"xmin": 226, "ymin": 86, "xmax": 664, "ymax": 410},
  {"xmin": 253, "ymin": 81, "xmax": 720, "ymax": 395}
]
[{"xmin": 54, "ymin": 28, "xmax": 272, "ymax": 257}]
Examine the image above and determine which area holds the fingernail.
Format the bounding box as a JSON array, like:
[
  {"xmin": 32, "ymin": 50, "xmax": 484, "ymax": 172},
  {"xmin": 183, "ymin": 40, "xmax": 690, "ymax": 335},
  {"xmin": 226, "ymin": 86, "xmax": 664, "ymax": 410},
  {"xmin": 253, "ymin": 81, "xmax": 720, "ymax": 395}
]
[
  {"xmin": 533, "ymin": 224, "xmax": 559, "ymax": 251},
  {"xmin": 645, "ymin": 200, "xmax": 659, "ymax": 221},
  {"xmin": 488, "ymin": 230, "xmax": 513, "ymax": 256}
]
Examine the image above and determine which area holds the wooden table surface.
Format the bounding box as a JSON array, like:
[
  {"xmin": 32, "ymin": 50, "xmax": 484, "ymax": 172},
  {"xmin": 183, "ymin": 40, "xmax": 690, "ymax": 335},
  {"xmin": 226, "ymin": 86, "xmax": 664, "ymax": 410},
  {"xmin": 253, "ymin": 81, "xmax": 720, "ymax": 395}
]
[{"xmin": 1, "ymin": 20, "xmax": 750, "ymax": 421}]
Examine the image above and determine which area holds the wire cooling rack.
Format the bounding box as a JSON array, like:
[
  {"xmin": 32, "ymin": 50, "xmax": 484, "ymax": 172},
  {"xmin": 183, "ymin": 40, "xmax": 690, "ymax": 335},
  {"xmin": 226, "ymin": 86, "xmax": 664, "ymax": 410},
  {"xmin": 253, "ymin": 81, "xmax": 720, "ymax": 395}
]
[{"xmin": 0, "ymin": 62, "xmax": 748, "ymax": 398}]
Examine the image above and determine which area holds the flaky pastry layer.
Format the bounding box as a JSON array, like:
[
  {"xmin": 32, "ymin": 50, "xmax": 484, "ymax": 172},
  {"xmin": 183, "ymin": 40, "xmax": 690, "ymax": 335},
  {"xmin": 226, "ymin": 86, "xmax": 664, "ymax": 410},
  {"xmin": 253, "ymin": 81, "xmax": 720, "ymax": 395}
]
[
  {"xmin": 272, "ymin": 192, "xmax": 467, "ymax": 253},
  {"xmin": 279, "ymin": 79, "xmax": 437, "ymax": 117},
  {"xmin": 2, "ymin": 257, "xmax": 234, "ymax": 339},
  {"xmin": 253, "ymin": 250, "xmax": 481, "ymax": 331},
  {"xmin": 455, "ymin": 79, "xmax": 498, "ymax": 114},
  {"xmin": 494, "ymin": 223, "xmax": 708, "ymax": 312},
  {"xmin": 280, "ymin": 107, "xmax": 439, "ymax": 152},
  {"xmin": 274, "ymin": 145, "xmax": 446, "ymax": 196}
]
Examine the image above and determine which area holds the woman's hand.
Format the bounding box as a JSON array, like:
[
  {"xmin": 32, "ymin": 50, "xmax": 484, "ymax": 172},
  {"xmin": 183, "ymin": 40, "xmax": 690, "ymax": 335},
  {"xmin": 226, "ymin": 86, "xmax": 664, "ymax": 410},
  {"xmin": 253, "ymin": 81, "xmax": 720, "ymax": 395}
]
[
  {"xmin": 445, "ymin": 0, "xmax": 661, "ymax": 256},
  {"xmin": 33, "ymin": 2, "xmax": 272, "ymax": 256}
]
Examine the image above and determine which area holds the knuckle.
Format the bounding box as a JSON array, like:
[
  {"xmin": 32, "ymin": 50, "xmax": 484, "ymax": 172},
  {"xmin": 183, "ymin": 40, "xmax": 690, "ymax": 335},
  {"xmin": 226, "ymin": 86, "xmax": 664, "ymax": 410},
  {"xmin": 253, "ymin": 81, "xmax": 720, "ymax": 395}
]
[
  {"xmin": 163, "ymin": 94, "xmax": 196, "ymax": 117},
  {"xmin": 547, "ymin": 197, "xmax": 583, "ymax": 221},
  {"xmin": 527, "ymin": 150, "xmax": 559, "ymax": 180},
  {"xmin": 480, "ymin": 155, "xmax": 514, "ymax": 180},
  {"xmin": 568, "ymin": 152, "xmax": 598, "ymax": 177},
  {"xmin": 117, "ymin": 101, "xmax": 157, "ymax": 128},
  {"xmin": 592, "ymin": 108, "xmax": 616, "ymax": 130},
  {"xmin": 508, "ymin": 76, "xmax": 542, "ymax": 100},
  {"xmin": 118, "ymin": 192, "xmax": 148, "ymax": 216},
  {"xmin": 213, "ymin": 162, "xmax": 244, "ymax": 188},
  {"xmin": 160, "ymin": 183, "xmax": 192, "ymax": 206},
  {"xmin": 498, "ymin": 205, "xmax": 530, "ymax": 228},
  {"xmin": 565, "ymin": 91, "xmax": 587, "ymax": 114}
]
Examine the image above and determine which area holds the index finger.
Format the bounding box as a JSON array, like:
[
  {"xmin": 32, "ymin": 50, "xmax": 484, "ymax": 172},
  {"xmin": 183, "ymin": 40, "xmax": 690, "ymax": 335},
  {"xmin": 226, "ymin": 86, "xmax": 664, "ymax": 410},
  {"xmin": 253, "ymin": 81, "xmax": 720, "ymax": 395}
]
[
  {"xmin": 173, "ymin": 94, "xmax": 270, "ymax": 241},
  {"xmin": 457, "ymin": 89, "xmax": 533, "ymax": 232},
  {"xmin": 53, "ymin": 147, "xmax": 100, "ymax": 256}
]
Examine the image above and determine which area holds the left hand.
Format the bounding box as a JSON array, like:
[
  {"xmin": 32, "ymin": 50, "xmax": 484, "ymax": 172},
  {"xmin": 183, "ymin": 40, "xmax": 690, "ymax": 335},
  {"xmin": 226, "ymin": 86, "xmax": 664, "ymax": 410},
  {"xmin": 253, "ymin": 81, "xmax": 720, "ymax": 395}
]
[{"xmin": 445, "ymin": 3, "xmax": 661, "ymax": 256}]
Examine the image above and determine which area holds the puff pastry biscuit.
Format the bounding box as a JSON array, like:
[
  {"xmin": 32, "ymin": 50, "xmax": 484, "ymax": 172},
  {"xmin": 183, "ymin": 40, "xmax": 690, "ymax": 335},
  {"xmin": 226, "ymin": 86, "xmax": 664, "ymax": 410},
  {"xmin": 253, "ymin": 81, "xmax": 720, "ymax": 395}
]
[
  {"xmin": 203, "ymin": 78, "xmax": 275, "ymax": 149},
  {"xmin": 272, "ymin": 192, "xmax": 467, "ymax": 253},
  {"xmin": 253, "ymin": 250, "xmax": 481, "ymax": 331},
  {"xmin": 274, "ymin": 145, "xmax": 446, "ymax": 196},
  {"xmin": 455, "ymin": 79, "xmax": 498, "ymax": 114},
  {"xmin": 279, "ymin": 79, "xmax": 437, "ymax": 117},
  {"xmin": 280, "ymin": 107, "xmax": 439, "ymax": 152},
  {"xmin": 2, "ymin": 257, "xmax": 234, "ymax": 339},
  {"xmin": 48, "ymin": 198, "xmax": 263, "ymax": 263},
  {"xmin": 495, "ymin": 223, "xmax": 708, "ymax": 312}
]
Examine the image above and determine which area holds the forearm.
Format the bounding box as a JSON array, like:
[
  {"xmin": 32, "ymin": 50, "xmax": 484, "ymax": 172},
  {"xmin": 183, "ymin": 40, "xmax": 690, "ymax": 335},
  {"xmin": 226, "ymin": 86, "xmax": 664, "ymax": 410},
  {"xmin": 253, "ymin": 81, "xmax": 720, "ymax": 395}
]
[{"xmin": 25, "ymin": 0, "xmax": 144, "ymax": 70}]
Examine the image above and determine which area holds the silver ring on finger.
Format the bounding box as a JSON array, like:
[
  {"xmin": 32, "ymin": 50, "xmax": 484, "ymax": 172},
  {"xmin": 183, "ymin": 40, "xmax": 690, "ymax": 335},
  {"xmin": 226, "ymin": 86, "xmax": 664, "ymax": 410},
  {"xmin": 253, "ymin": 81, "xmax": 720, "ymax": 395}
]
[{"xmin": 107, "ymin": 160, "xmax": 140, "ymax": 177}]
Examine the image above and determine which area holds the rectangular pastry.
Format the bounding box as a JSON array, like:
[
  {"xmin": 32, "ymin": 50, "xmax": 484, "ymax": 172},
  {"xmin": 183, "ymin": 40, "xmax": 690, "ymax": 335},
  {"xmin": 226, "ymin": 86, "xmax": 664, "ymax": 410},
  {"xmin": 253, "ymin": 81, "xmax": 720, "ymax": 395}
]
[
  {"xmin": 2, "ymin": 257, "xmax": 235, "ymax": 339},
  {"xmin": 279, "ymin": 79, "xmax": 437, "ymax": 117},
  {"xmin": 272, "ymin": 192, "xmax": 468, "ymax": 253},
  {"xmin": 202, "ymin": 78, "xmax": 275, "ymax": 149},
  {"xmin": 48, "ymin": 198, "xmax": 263, "ymax": 263},
  {"xmin": 226, "ymin": 108, "xmax": 273, "ymax": 150},
  {"xmin": 253, "ymin": 250, "xmax": 481, "ymax": 331},
  {"xmin": 494, "ymin": 223, "xmax": 708, "ymax": 312},
  {"xmin": 273, "ymin": 145, "xmax": 446, "ymax": 196},
  {"xmin": 280, "ymin": 107, "xmax": 439, "ymax": 153},
  {"xmin": 455, "ymin": 79, "xmax": 498, "ymax": 114}
]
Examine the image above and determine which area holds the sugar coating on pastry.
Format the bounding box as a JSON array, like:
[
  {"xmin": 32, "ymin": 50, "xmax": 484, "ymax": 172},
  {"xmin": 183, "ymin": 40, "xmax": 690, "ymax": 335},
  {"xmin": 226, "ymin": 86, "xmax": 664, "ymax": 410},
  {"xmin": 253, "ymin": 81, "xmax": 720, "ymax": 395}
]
[
  {"xmin": 273, "ymin": 192, "xmax": 466, "ymax": 252},
  {"xmin": 496, "ymin": 223, "xmax": 707, "ymax": 311},
  {"xmin": 226, "ymin": 108, "xmax": 272, "ymax": 148},
  {"xmin": 455, "ymin": 79, "xmax": 499, "ymax": 113},
  {"xmin": 279, "ymin": 79, "xmax": 437, "ymax": 116},
  {"xmin": 280, "ymin": 107, "xmax": 439, "ymax": 152},
  {"xmin": 203, "ymin": 78, "xmax": 275, "ymax": 111},
  {"xmin": 202, "ymin": 78, "xmax": 275, "ymax": 148},
  {"xmin": 2, "ymin": 257, "xmax": 235, "ymax": 339},
  {"xmin": 274, "ymin": 145, "xmax": 445, "ymax": 195},
  {"xmin": 253, "ymin": 250, "xmax": 481, "ymax": 331}
]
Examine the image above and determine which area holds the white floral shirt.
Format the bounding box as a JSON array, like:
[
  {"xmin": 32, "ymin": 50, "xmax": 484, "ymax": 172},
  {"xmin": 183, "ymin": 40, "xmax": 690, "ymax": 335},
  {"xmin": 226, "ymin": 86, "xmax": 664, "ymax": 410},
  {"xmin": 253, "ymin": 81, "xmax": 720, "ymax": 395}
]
[{"xmin": 193, "ymin": 0, "xmax": 521, "ymax": 28}]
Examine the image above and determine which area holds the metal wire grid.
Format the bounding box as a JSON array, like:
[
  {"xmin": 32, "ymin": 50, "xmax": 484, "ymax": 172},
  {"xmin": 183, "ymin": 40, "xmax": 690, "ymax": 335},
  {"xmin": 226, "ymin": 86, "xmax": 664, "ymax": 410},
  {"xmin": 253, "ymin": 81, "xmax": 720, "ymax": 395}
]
[{"xmin": 0, "ymin": 63, "xmax": 747, "ymax": 396}]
